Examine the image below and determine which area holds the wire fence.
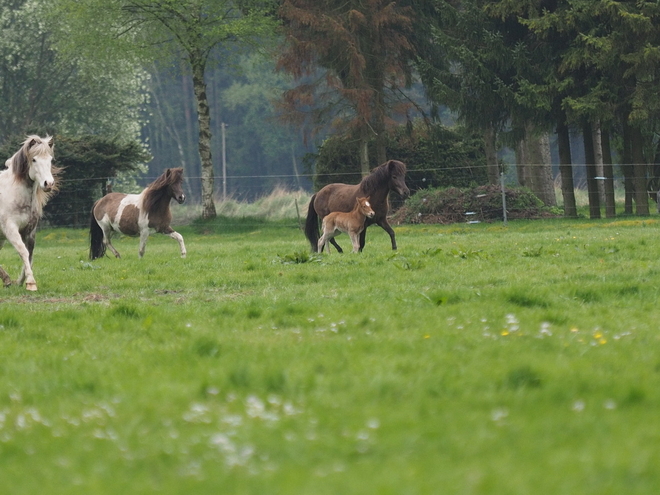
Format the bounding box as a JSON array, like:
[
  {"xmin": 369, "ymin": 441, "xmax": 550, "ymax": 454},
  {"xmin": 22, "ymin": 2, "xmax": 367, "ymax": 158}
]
[{"xmin": 40, "ymin": 162, "xmax": 660, "ymax": 229}]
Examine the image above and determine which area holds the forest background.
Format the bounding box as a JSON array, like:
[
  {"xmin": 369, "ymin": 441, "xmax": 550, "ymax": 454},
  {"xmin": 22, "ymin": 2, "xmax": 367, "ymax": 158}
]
[{"xmin": 3, "ymin": 0, "xmax": 660, "ymax": 226}]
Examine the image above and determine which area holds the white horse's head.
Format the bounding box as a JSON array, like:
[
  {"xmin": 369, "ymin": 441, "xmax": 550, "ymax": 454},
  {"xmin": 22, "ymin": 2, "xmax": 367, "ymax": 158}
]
[{"xmin": 24, "ymin": 136, "xmax": 55, "ymax": 192}]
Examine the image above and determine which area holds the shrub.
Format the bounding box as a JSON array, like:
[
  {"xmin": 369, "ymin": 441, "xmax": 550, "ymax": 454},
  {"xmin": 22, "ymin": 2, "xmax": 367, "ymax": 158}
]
[{"xmin": 391, "ymin": 185, "xmax": 559, "ymax": 224}]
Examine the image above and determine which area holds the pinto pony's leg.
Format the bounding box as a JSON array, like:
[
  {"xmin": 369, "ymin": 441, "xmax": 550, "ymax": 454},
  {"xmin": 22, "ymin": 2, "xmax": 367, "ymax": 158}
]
[
  {"xmin": 138, "ymin": 228, "xmax": 149, "ymax": 259},
  {"xmin": 165, "ymin": 229, "xmax": 186, "ymax": 258},
  {"xmin": 3, "ymin": 223, "xmax": 37, "ymax": 290}
]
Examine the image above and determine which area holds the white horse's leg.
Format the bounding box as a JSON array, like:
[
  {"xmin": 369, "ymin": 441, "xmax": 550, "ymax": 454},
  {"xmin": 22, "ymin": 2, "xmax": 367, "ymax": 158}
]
[
  {"xmin": 138, "ymin": 228, "xmax": 149, "ymax": 258},
  {"xmin": 168, "ymin": 231, "xmax": 187, "ymax": 258},
  {"xmin": 0, "ymin": 240, "xmax": 10, "ymax": 286},
  {"xmin": 3, "ymin": 224, "xmax": 37, "ymax": 290},
  {"xmin": 16, "ymin": 228, "xmax": 36, "ymax": 287}
]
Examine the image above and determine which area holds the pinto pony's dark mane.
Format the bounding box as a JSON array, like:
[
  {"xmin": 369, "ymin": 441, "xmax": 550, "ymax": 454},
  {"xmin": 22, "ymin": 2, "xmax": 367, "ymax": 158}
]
[
  {"xmin": 360, "ymin": 160, "xmax": 406, "ymax": 195},
  {"xmin": 143, "ymin": 168, "xmax": 184, "ymax": 213}
]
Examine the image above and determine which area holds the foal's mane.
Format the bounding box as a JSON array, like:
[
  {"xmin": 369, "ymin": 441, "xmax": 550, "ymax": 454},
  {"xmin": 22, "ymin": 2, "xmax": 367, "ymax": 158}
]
[
  {"xmin": 360, "ymin": 160, "xmax": 406, "ymax": 195},
  {"xmin": 143, "ymin": 168, "xmax": 183, "ymax": 213}
]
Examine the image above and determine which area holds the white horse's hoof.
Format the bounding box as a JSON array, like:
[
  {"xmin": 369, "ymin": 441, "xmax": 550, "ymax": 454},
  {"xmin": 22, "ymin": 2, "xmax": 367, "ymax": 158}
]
[{"xmin": 26, "ymin": 283, "xmax": 37, "ymax": 291}]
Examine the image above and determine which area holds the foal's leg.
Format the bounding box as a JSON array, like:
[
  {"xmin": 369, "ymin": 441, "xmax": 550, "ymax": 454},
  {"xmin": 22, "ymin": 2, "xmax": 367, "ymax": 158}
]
[
  {"xmin": 350, "ymin": 232, "xmax": 361, "ymax": 253},
  {"xmin": 317, "ymin": 231, "xmax": 331, "ymax": 254},
  {"xmin": 3, "ymin": 223, "xmax": 37, "ymax": 290}
]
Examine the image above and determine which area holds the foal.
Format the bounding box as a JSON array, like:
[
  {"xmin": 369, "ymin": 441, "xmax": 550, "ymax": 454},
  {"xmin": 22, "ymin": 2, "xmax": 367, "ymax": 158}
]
[{"xmin": 318, "ymin": 197, "xmax": 375, "ymax": 253}]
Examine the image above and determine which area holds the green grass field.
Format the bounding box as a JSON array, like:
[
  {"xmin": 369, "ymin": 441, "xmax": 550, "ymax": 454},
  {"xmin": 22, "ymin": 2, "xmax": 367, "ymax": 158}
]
[{"xmin": 1, "ymin": 217, "xmax": 659, "ymax": 494}]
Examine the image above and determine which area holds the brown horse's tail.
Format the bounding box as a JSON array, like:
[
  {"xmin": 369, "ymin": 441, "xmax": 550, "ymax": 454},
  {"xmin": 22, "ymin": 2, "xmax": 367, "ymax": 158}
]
[
  {"xmin": 304, "ymin": 194, "xmax": 320, "ymax": 252},
  {"xmin": 89, "ymin": 204, "xmax": 106, "ymax": 260}
]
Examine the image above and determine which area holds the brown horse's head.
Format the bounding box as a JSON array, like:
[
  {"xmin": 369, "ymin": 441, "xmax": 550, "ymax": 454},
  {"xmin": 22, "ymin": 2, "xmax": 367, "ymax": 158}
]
[{"xmin": 386, "ymin": 160, "xmax": 410, "ymax": 198}]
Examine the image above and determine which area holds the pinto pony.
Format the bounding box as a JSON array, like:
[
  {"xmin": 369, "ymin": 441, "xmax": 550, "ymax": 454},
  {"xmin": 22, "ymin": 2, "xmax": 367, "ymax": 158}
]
[
  {"xmin": 89, "ymin": 168, "xmax": 187, "ymax": 260},
  {"xmin": 318, "ymin": 197, "xmax": 375, "ymax": 253},
  {"xmin": 305, "ymin": 160, "xmax": 410, "ymax": 253},
  {"xmin": 0, "ymin": 135, "xmax": 58, "ymax": 291}
]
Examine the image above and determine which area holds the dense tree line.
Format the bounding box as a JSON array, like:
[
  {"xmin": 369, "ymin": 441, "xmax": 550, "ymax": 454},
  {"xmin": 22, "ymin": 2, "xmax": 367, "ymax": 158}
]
[{"xmin": 3, "ymin": 0, "xmax": 660, "ymax": 221}]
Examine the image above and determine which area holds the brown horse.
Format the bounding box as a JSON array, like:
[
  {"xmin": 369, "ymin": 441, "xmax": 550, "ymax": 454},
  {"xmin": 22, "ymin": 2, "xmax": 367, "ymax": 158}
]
[
  {"xmin": 89, "ymin": 168, "xmax": 186, "ymax": 260},
  {"xmin": 318, "ymin": 197, "xmax": 375, "ymax": 253},
  {"xmin": 305, "ymin": 160, "xmax": 409, "ymax": 252}
]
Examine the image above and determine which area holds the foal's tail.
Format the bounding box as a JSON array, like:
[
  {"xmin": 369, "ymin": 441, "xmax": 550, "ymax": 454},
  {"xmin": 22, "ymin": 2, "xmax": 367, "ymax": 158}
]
[
  {"xmin": 304, "ymin": 194, "xmax": 320, "ymax": 252},
  {"xmin": 89, "ymin": 205, "xmax": 106, "ymax": 260}
]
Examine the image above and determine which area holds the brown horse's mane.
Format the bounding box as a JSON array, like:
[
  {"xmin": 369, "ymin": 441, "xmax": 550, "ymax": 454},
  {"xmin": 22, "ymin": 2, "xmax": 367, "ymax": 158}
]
[
  {"xmin": 143, "ymin": 168, "xmax": 183, "ymax": 213},
  {"xmin": 360, "ymin": 160, "xmax": 406, "ymax": 196}
]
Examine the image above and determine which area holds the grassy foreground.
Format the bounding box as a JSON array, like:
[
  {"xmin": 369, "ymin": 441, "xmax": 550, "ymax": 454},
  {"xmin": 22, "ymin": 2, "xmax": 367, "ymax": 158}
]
[{"xmin": 1, "ymin": 217, "xmax": 659, "ymax": 494}]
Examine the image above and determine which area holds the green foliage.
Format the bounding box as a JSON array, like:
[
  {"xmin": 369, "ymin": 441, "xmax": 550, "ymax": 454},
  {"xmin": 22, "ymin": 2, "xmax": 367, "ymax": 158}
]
[
  {"xmin": 0, "ymin": 0, "xmax": 147, "ymax": 143},
  {"xmin": 310, "ymin": 122, "xmax": 487, "ymax": 191}
]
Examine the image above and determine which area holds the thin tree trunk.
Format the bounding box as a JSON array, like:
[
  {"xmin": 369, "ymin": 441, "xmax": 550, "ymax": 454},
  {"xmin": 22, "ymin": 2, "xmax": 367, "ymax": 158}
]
[
  {"xmin": 484, "ymin": 124, "xmax": 500, "ymax": 185},
  {"xmin": 515, "ymin": 139, "xmax": 529, "ymax": 188},
  {"xmin": 583, "ymin": 121, "xmax": 601, "ymax": 219},
  {"xmin": 359, "ymin": 125, "xmax": 370, "ymax": 177},
  {"xmin": 600, "ymin": 127, "xmax": 616, "ymax": 218},
  {"xmin": 536, "ymin": 132, "xmax": 557, "ymax": 206},
  {"xmin": 190, "ymin": 52, "xmax": 216, "ymax": 219},
  {"xmin": 621, "ymin": 120, "xmax": 634, "ymax": 214},
  {"xmin": 592, "ymin": 122, "xmax": 605, "ymax": 203},
  {"xmin": 630, "ymin": 125, "xmax": 649, "ymax": 216},
  {"xmin": 556, "ymin": 119, "xmax": 577, "ymax": 218},
  {"xmin": 291, "ymin": 142, "xmax": 302, "ymax": 190}
]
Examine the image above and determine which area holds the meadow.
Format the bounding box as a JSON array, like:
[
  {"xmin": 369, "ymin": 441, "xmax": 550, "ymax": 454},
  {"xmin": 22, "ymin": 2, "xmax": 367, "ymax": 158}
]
[{"xmin": 1, "ymin": 215, "xmax": 659, "ymax": 494}]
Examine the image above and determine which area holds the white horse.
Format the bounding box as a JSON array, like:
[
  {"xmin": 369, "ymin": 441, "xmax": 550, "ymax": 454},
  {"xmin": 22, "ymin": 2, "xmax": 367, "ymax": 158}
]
[{"xmin": 0, "ymin": 135, "xmax": 57, "ymax": 291}]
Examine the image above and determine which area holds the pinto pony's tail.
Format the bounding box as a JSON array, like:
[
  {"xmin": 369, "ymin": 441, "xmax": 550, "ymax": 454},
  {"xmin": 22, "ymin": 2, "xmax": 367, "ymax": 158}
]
[
  {"xmin": 304, "ymin": 194, "xmax": 320, "ymax": 252},
  {"xmin": 89, "ymin": 205, "xmax": 106, "ymax": 260}
]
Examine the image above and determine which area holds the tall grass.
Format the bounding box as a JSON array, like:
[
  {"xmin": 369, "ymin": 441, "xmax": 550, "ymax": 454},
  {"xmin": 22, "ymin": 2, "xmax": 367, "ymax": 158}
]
[
  {"xmin": 1, "ymin": 218, "xmax": 660, "ymax": 493},
  {"xmin": 172, "ymin": 187, "xmax": 311, "ymax": 225}
]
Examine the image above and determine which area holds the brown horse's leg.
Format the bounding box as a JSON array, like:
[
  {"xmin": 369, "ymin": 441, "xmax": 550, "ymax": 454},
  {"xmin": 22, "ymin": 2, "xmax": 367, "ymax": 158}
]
[
  {"xmin": 378, "ymin": 219, "xmax": 398, "ymax": 250},
  {"xmin": 358, "ymin": 229, "xmax": 367, "ymax": 252},
  {"xmin": 330, "ymin": 238, "xmax": 343, "ymax": 253}
]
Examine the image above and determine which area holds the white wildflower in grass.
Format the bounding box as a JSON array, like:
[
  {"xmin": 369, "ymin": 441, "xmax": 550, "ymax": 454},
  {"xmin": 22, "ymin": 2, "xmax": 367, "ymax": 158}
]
[
  {"xmin": 604, "ymin": 399, "xmax": 617, "ymax": 410},
  {"xmin": 572, "ymin": 400, "xmax": 585, "ymax": 412},
  {"xmin": 367, "ymin": 418, "xmax": 380, "ymax": 429},
  {"xmin": 491, "ymin": 408, "xmax": 508, "ymax": 422},
  {"xmin": 539, "ymin": 322, "xmax": 552, "ymax": 337}
]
